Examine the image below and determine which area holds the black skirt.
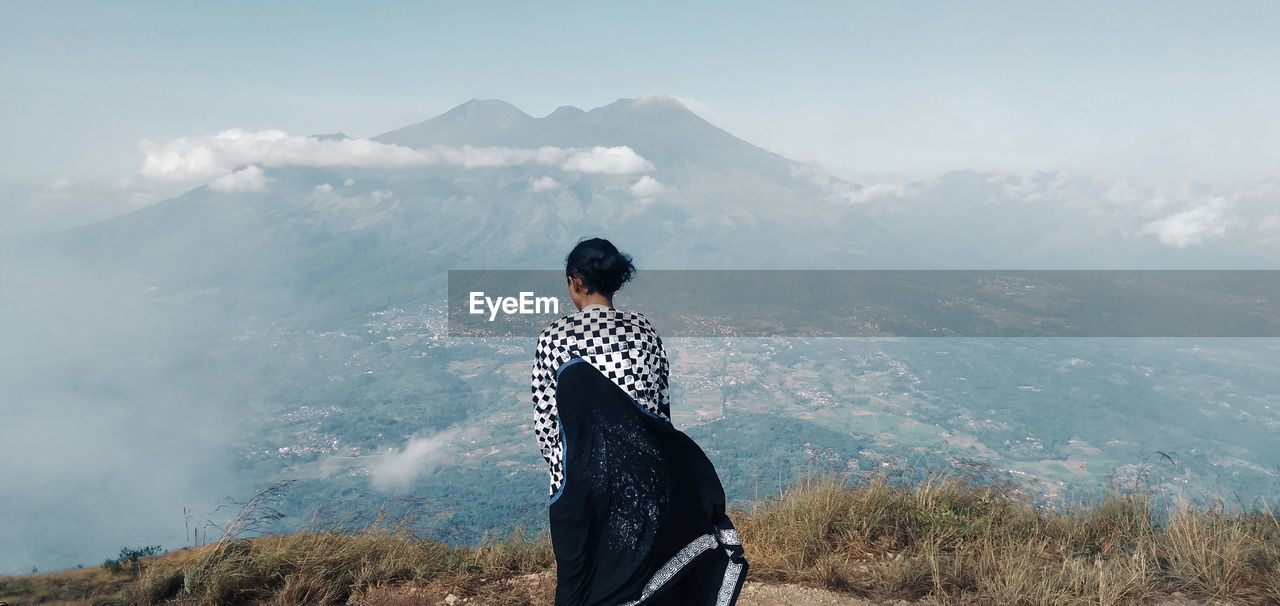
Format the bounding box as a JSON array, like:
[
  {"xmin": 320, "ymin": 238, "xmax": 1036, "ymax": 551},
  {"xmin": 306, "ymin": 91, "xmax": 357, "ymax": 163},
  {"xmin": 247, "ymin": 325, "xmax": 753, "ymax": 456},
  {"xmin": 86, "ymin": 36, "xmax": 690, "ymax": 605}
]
[{"xmin": 549, "ymin": 358, "xmax": 748, "ymax": 606}]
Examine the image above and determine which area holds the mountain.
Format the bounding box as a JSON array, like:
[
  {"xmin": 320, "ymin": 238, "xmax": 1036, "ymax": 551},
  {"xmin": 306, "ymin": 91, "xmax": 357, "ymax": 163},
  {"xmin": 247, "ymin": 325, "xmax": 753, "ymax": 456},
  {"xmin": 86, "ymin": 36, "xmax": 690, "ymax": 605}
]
[
  {"xmin": 17, "ymin": 96, "xmax": 1269, "ymax": 313},
  {"xmin": 373, "ymin": 95, "xmax": 801, "ymax": 181},
  {"xmin": 15, "ymin": 96, "xmax": 1273, "ymax": 320},
  {"xmin": 15, "ymin": 96, "xmax": 895, "ymax": 327}
]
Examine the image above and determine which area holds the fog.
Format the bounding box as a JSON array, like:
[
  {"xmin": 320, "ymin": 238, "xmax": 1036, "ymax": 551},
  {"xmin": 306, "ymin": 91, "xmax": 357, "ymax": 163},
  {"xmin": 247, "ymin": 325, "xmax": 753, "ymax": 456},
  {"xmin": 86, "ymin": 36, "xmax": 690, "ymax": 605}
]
[
  {"xmin": 363, "ymin": 430, "xmax": 460, "ymax": 494},
  {"xmin": 0, "ymin": 241, "xmax": 265, "ymax": 574}
]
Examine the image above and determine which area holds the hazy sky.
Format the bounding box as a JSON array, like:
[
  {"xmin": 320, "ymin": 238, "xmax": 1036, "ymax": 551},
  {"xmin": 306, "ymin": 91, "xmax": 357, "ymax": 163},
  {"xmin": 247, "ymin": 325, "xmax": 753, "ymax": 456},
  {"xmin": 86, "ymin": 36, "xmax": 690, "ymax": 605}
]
[{"xmin": 2, "ymin": 0, "xmax": 1278, "ymax": 232}]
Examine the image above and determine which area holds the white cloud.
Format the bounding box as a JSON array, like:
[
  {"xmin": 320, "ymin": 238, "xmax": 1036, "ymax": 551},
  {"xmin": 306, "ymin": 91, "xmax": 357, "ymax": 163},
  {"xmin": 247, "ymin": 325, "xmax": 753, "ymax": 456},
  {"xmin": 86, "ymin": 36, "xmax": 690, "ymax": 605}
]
[
  {"xmin": 562, "ymin": 146, "xmax": 654, "ymax": 174},
  {"xmin": 1139, "ymin": 196, "xmax": 1230, "ymax": 248},
  {"xmin": 629, "ymin": 175, "xmax": 666, "ymax": 199},
  {"xmin": 832, "ymin": 180, "xmax": 918, "ymax": 204},
  {"xmin": 208, "ymin": 165, "xmax": 267, "ymax": 193},
  {"xmin": 139, "ymin": 129, "xmax": 653, "ymax": 190},
  {"xmin": 844, "ymin": 182, "xmax": 919, "ymax": 204},
  {"xmin": 343, "ymin": 178, "xmax": 355, "ymax": 186},
  {"xmin": 530, "ymin": 176, "xmax": 560, "ymax": 192},
  {"xmin": 792, "ymin": 161, "xmax": 926, "ymax": 204},
  {"xmin": 139, "ymin": 129, "xmax": 427, "ymax": 182},
  {"xmin": 51, "ymin": 178, "xmax": 72, "ymax": 191},
  {"xmin": 314, "ymin": 182, "xmax": 333, "ymax": 193},
  {"xmin": 367, "ymin": 430, "xmax": 457, "ymax": 492}
]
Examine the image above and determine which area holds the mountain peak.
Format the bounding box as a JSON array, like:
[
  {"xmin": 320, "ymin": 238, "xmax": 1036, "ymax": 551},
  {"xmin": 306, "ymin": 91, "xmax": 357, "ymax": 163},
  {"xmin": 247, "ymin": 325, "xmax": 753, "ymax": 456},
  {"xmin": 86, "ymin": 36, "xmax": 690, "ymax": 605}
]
[
  {"xmin": 545, "ymin": 105, "xmax": 585, "ymax": 119},
  {"xmin": 371, "ymin": 99, "xmax": 532, "ymax": 146},
  {"xmin": 594, "ymin": 94, "xmax": 693, "ymax": 115},
  {"xmin": 442, "ymin": 98, "xmax": 532, "ymax": 122},
  {"xmin": 628, "ymin": 94, "xmax": 690, "ymax": 111}
]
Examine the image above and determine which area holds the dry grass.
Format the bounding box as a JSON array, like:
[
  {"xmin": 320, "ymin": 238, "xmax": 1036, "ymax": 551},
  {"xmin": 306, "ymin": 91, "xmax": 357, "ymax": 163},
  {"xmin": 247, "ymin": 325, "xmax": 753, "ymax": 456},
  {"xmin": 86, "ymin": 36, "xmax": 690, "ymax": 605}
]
[
  {"xmin": 3, "ymin": 475, "xmax": 1277, "ymax": 605},
  {"xmin": 166, "ymin": 519, "xmax": 556, "ymax": 606},
  {"xmin": 736, "ymin": 475, "xmax": 1280, "ymax": 605},
  {"xmin": 0, "ymin": 519, "xmax": 555, "ymax": 606},
  {"xmin": 0, "ymin": 565, "xmax": 135, "ymax": 606}
]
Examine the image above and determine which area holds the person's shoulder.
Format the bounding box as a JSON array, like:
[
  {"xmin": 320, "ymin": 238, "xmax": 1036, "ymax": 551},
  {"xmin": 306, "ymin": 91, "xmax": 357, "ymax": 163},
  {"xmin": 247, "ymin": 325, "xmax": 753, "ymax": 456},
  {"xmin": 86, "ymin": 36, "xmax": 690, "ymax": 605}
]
[
  {"xmin": 537, "ymin": 311, "xmax": 580, "ymax": 341},
  {"xmin": 620, "ymin": 308, "xmax": 661, "ymax": 333},
  {"xmin": 609, "ymin": 306, "xmax": 641, "ymax": 320}
]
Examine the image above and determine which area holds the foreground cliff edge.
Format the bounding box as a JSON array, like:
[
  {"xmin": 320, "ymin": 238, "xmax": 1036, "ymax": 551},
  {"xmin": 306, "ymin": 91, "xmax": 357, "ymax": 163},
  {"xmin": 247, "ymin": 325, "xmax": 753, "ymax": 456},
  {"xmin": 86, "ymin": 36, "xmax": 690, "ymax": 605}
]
[{"xmin": 3, "ymin": 476, "xmax": 1277, "ymax": 605}]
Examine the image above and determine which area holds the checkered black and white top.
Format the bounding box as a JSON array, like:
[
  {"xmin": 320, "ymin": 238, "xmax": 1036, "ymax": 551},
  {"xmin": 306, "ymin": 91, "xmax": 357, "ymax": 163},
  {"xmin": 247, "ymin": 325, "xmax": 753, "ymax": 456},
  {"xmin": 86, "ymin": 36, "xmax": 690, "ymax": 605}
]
[{"xmin": 531, "ymin": 303, "xmax": 671, "ymax": 500}]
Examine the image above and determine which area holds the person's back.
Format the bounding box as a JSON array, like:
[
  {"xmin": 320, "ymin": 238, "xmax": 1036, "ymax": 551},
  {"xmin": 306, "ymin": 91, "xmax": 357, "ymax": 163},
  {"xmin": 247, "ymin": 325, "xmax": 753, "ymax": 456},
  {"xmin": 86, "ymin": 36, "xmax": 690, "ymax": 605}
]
[
  {"xmin": 532, "ymin": 303, "xmax": 672, "ymax": 494},
  {"xmin": 535, "ymin": 303, "xmax": 670, "ymax": 417},
  {"xmin": 531, "ymin": 237, "xmax": 746, "ymax": 606}
]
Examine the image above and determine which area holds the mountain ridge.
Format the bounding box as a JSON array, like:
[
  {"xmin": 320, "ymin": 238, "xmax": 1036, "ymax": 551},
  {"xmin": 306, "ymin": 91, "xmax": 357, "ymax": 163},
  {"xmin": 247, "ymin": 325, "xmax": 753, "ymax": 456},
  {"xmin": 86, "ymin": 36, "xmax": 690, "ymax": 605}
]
[{"xmin": 371, "ymin": 95, "xmax": 801, "ymax": 180}]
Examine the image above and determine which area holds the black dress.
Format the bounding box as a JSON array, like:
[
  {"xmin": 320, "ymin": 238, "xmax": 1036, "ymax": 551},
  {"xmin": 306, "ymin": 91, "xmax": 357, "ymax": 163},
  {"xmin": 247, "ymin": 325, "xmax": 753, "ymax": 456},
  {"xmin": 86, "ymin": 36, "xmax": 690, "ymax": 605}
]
[{"xmin": 548, "ymin": 357, "xmax": 748, "ymax": 606}]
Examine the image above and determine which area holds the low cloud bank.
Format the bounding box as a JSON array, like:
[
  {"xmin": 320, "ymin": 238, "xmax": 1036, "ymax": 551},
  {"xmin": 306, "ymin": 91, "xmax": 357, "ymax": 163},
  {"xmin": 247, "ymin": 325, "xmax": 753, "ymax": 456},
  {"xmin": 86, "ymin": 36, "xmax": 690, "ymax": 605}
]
[
  {"xmin": 138, "ymin": 129, "xmax": 653, "ymax": 189},
  {"xmin": 366, "ymin": 429, "xmax": 460, "ymax": 492},
  {"xmin": 796, "ymin": 162, "xmax": 1280, "ymax": 251}
]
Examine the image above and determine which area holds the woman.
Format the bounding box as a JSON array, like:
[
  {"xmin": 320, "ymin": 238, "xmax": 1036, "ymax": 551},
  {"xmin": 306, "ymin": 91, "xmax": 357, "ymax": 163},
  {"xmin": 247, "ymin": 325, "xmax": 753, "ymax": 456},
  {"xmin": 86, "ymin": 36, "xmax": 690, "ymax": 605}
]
[{"xmin": 531, "ymin": 237, "xmax": 748, "ymax": 606}]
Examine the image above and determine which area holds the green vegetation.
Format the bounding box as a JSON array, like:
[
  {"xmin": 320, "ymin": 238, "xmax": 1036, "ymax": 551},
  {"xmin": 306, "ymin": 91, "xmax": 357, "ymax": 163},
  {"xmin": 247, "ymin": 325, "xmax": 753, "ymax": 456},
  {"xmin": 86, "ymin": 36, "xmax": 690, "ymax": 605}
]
[
  {"xmin": 101, "ymin": 547, "xmax": 163, "ymax": 577},
  {"xmin": 4, "ymin": 475, "xmax": 1277, "ymax": 605}
]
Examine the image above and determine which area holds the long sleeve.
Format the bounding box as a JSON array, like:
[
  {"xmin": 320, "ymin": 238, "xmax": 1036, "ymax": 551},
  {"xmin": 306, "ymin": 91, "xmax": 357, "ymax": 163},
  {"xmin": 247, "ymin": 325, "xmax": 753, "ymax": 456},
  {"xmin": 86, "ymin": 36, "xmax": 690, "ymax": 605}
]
[
  {"xmin": 655, "ymin": 333, "xmax": 671, "ymax": 420},
  {"xmin": 531, "ymin": 329, "xmax": 563, "ymax": 498}
]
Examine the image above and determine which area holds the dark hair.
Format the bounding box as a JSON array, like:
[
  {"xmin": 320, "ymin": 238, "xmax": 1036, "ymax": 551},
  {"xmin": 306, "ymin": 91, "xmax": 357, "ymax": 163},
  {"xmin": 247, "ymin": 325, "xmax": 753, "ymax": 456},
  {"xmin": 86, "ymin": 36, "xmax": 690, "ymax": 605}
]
[{"xmin": 565, "ymin": 237, "xmax": 635, "ymax": 295}]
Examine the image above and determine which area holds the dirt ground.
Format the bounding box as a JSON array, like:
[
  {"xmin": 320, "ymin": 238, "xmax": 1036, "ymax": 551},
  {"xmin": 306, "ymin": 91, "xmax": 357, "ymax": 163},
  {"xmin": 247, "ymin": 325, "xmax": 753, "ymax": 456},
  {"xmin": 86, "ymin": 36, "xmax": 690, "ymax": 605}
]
[
  {"xmin": 359, "ymin": 574, "xmax": 1216, "ymax": 605},
  {"xmin": 737, "ymin": 581, "xmax": 891, "ymax": 606},
  {"xmin": 360, "ymin": 575, "xmax": 895, "ymax": 606}
]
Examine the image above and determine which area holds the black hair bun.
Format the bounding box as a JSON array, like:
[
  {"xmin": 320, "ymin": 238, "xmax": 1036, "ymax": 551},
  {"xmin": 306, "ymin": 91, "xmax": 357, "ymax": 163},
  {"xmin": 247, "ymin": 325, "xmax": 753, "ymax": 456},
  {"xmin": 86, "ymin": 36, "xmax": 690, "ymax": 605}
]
[{"xmin": 565, "ymin": 237, "xmax": 636, "ymax": 295}]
